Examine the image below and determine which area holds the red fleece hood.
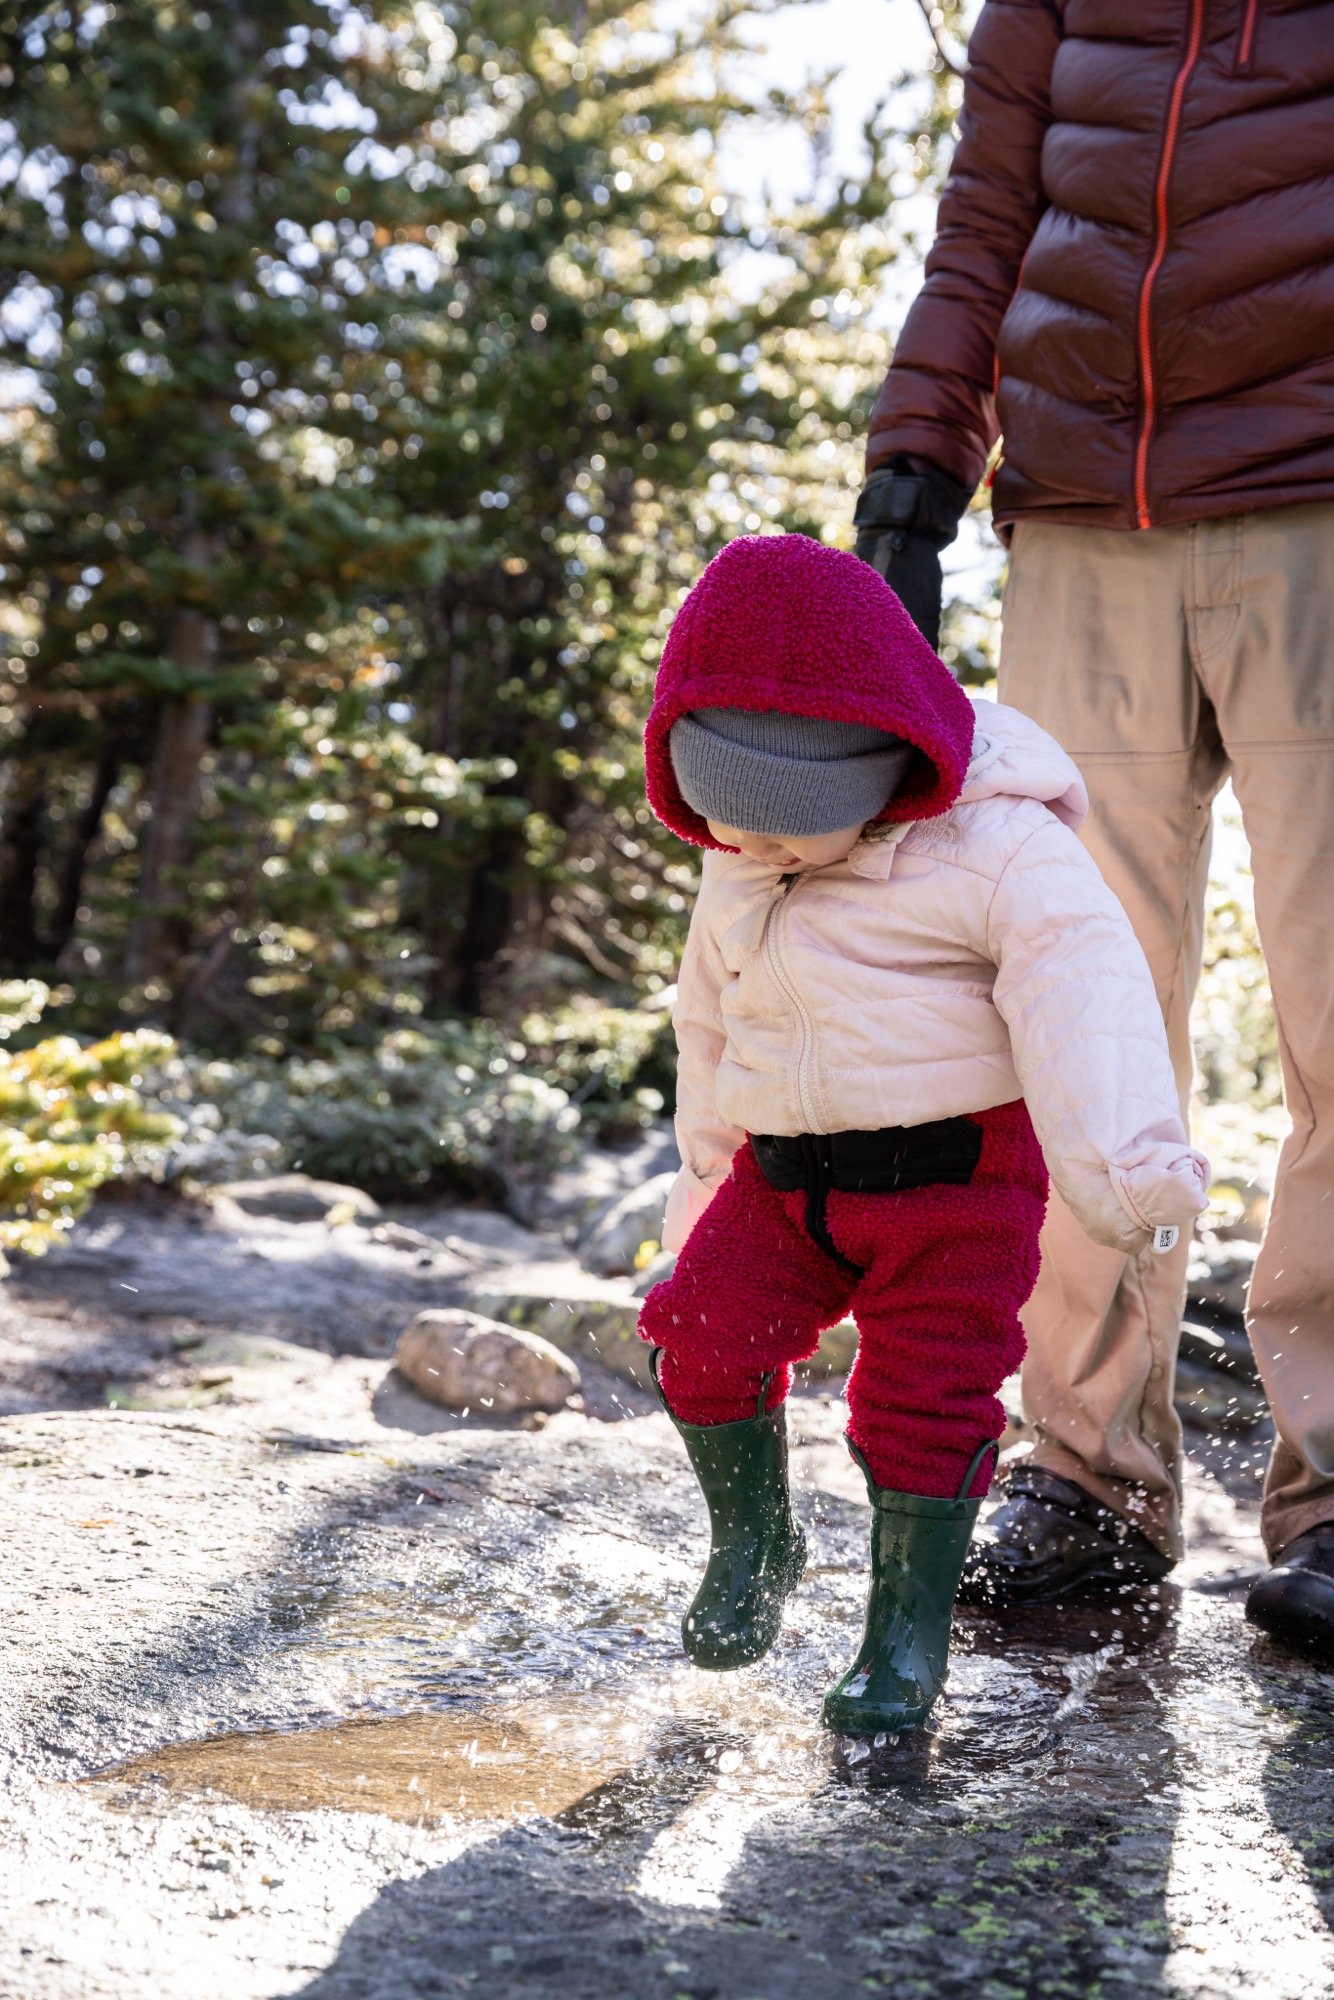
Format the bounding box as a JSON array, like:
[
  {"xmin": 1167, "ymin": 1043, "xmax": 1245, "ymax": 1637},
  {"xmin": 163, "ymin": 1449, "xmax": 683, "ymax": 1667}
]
[{"xmin": 645, "ymin": 534, "xmax": 975, "ymax": 849}]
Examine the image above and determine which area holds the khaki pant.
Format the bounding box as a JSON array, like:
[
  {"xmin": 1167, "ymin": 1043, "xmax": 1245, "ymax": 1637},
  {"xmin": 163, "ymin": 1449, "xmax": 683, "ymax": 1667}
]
[{"xmin": 998, "ymin": 503, "xmax": 1334, "ymax": 1562}]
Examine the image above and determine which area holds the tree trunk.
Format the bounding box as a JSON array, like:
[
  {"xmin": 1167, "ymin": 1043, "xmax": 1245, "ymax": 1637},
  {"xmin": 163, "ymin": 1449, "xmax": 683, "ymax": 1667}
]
[
  {"xmin": 48, "ymin": 735, "xmax": 122, "ymax": 961},
  {"xmin": 429, "ymin": 595, "xmax": 468, "ymax": 760},
  {"xmin": 450, "ymin": 822, "xmax": 525, "ymax": 1016},
  {"xmin": 121, "ymin": 605, "xmax": 215, "ymax": 986},
  {"xmin": 0, "ymin": 754, "xmax": 49, "ymax": 972},
  {"xmin": 122, "ymin": 9, "xmax": 259, "ymax": 995}
]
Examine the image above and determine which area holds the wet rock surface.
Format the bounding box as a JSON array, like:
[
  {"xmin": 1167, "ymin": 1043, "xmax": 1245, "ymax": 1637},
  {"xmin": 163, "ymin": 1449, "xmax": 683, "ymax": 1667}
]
[{"xmin": 2, "ymin": 1187, "xmax": 1332, "ymax": 1998}]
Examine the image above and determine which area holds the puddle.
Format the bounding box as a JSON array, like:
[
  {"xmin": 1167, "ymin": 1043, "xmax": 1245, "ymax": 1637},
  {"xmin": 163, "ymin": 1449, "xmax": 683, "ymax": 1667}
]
[
  {"xmin": 64, "ymin": 1423, "xmax": 1275, "ymax": 1877},
  {"xmin": 92, "ymin": 1701, "xmax": 654, "ymax": 1825},
  {"xmin": 84, "ymin": 1523, "xmax": 1204, "ymax": 1836}
]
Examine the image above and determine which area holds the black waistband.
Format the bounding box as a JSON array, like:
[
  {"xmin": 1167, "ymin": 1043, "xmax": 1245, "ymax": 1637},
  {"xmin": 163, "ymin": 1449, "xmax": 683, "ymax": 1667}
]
[
  {"xmin": 749, "ymin": 1118, "xmax": 982, "ymax": 1197},
  {"xmin": 747, "ymin": 1120, "xmax": 983, "ymax": 1281}
]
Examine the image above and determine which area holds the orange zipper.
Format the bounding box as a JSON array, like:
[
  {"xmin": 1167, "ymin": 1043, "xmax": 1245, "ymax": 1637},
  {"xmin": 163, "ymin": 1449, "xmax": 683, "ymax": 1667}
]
[
  {"xmin": 1236, "ymin": 0, "xmax": 1260, "ymax": 70},
  {"xmin": 1133, "ymin": 0, "xmax": 1206, "ymax": 531}
]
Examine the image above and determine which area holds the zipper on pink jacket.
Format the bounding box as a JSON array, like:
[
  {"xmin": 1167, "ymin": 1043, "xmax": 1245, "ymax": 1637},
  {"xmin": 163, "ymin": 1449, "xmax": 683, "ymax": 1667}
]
[
  {"xmin": 1133, "ymin": 0, "xmax": 1206, "ymax": 531},
  {"xmin": 1235, "ymin": 0, "xmax": 1260, "ymax": 71},
  {"xmin": 763, "ymin": 877, "xmax": 820, "ymax": 1133}
]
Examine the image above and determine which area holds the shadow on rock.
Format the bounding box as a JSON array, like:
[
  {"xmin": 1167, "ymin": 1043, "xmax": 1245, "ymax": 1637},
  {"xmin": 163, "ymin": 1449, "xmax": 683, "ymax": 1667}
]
[
  {"xmin": 287, "ymin": 1723, "xmax": 731, "ymax": 2000},
  {"xmin": 284, "ymin": 1597, "xmax": 1192, "ymax": 2000},
  {"xmin": 1252, "ymin": 1637, "xmax": 1334, "ymax": 1941},
  {"xmin": 957, "ymin": 1576, "xmax": 1180, "ymax": 1658},
  {"xmin": 369, "ymin": 1369, "xmax": 548, "ymax": 1437}
]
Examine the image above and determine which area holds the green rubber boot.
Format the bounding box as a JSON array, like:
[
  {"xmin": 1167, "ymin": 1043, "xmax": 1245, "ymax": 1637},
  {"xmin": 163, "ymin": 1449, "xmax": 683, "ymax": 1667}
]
[
  {"xmin": 822, "ymin": 1439, "xmax": 996, "ymax": 1736},
  {"xmin": 650, "ymin": 1351, "xmax": 807, "ymax": 1670}
]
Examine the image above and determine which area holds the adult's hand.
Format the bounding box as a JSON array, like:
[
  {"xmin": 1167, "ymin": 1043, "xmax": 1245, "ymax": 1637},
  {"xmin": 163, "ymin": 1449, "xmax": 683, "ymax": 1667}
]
[{"xmin": 853, "ymin": 460, "xmax": 973, "ymax": 650}]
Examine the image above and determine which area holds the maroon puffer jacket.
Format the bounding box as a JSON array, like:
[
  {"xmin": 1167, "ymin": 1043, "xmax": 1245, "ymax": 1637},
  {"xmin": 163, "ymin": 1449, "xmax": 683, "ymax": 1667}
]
[{"xmin": 867, "ymin": 0, "xmax": 1334, "ymax": 532}]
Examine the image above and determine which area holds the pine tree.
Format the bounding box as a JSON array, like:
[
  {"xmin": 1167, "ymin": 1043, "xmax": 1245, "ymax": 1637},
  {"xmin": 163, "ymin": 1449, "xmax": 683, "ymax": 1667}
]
[
  {"xmin": 1, "ymin": 0, "xmax": 954, "ymax": 1042},
  {"xmin": 0, "ymin": 0, "xmax": 451, "ymax": 995},
  {"xmin": 375, "ymin": 0, "xmax": 905, "ymax": 1011}
]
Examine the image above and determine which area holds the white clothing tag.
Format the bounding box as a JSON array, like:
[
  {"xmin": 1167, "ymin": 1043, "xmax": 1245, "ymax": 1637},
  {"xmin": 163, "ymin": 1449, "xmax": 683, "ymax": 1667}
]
[{"xmin": 1152, "ymin": 1225, "xmax": 1179, "ymax": 1254}]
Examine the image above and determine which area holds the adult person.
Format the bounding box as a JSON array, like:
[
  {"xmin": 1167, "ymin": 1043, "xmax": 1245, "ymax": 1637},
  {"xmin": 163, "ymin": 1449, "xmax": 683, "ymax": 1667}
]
[{"xmin": 854, "ymin": 0, "xmax": 1334, "ymax": 1659}]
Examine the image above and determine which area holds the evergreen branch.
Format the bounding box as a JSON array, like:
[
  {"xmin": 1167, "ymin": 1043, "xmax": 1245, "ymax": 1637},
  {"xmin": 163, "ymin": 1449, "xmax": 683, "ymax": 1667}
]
[{"xmin": 909, "ymin": 0, "xmax": 968, "ymax": 78}]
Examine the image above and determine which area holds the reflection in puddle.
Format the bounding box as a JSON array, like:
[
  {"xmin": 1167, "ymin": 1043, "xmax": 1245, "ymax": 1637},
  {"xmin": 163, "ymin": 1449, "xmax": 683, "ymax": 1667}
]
[
  {"xmin": 93, "ymin": 1703, "xmax": 652, "ymax": 1825},
  {"xmin": 632, "ymin": 1718, "xmax": 824, "ymax": 1909},
  {"xmin": 637, "ymin": 1786, "xmax": 765, "ymax": 1909},
  {"xmin": 92, "ymin": 1678, "xmax": 834, "ymax": 1842}
]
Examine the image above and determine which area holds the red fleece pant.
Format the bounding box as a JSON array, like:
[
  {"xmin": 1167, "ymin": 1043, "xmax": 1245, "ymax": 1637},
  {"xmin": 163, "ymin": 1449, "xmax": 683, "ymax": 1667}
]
[{"xmin": 639, "ymin": 1100, "xmax": 1048, "ymax": 1499}]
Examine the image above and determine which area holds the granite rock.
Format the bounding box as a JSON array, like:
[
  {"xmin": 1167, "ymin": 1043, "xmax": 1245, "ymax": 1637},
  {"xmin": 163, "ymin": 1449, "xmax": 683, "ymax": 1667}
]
[{"xmin": 396, "ymin": 1308, "xmax": 581, "ymax": 1415}]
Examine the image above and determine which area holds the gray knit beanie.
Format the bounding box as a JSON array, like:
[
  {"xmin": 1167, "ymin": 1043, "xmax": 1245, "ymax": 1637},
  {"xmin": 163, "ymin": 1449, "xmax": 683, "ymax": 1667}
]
[{"xmin": 668, "ymin": 706, "xmax": 912, "ymax": 838}]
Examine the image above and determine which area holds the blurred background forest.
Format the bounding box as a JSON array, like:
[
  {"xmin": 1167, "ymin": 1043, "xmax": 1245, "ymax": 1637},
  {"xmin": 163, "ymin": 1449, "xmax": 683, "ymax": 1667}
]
[{"xmin": 0, "ymin": 0, "xmax": 1279, "ymax": 1249}]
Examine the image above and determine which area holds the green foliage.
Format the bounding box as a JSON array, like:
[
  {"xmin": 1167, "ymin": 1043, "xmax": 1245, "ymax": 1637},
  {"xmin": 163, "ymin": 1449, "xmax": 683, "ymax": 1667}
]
[
  {"xmin": 0, "ymin": 981, "xmax": 178, "ymax": 1254},
  {"xmin": 0, "ymin": 979, "xmax": 48, "ymax": 1039},
  {"xmin": 158, "ymin": 1023, "xmax": 578, "ymax": 1206},
  {"xmin": 0, "ymin": 0, "xmax": 951, "ymax": 1043},
  {"xmin": 1, "ymin": 0, "xmax": 451, "ymax": 659},
  {"xmin": 152, "ymin": 992, "xmax": 673, "ymax": 1207},
  {"xmin": 513, "ymin": 1000, "xmax": 675, "ymax": 1138},
  {"xmin": 1193, "ymin": 873, "xmax": 1279, "ymax": 1112},
  {"xmin": 0, "ymin": 0, "xmax": 465, "ymax": 996}
]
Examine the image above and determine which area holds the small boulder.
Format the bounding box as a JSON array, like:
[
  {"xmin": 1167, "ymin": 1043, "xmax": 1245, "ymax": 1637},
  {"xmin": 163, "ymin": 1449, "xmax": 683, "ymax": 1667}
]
[
  {"xmin": 395, "ymin": 1308, "xmax": 581, "ymax": 1415},
  {"xmin": 467, "ymin": 1268, "xmax": 649, "ymax": 1385},
  {"xmin": 532, "ymin": 1124, "xmax": 679, "ymax": 1236},
  {"xmin": 217, "ymin": 1174, "xmax": 381, "ymax": 1225},
  {"xmin": 579, "ymin": 1172, "xmax": 677, "ymax": 1277}
]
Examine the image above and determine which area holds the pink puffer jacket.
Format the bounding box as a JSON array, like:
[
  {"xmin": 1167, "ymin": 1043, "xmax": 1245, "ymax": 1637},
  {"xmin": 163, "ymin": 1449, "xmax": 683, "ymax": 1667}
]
[
  {"xmin": 645, "ymin": 536, "xmax": 1209, "ymax": 1260},
  {"xmin": 663, "ymin": 697, "xmax": 1208, "ymax": 1259}
]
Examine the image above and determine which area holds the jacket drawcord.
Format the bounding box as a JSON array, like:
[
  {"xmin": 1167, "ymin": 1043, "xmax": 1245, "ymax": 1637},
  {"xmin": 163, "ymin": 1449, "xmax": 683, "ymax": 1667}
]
[{"xmin": 799, "ymin": 1134, "xmax": 866, "ymax": 1279}]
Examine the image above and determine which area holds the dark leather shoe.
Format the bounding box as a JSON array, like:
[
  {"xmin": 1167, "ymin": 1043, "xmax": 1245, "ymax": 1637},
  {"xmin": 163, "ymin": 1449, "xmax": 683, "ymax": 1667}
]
[
  {"xmin": 1246, "ymin": 1523, "xmax": 1334, "ymax": 1664},
  {"xmin": 957, "ymin": 1465, "xmax": 1175, "ymax": 1608}
]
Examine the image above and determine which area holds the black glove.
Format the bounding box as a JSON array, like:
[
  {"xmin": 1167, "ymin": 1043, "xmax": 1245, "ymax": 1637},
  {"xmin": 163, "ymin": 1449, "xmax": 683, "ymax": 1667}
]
[{"xmin": 853, "ymin": 460, "xmax": 972, "ymax": 650}]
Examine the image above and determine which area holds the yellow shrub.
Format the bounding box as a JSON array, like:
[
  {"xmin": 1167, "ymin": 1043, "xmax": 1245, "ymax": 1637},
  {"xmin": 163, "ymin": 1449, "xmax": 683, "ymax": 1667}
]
[{"xmin": 0, "ymin": 984, "xmax": 179, "ymax": 1256}]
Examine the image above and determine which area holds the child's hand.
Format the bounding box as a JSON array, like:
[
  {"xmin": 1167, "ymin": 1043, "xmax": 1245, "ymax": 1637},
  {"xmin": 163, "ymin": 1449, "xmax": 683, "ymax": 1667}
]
[{"xmin": 1105, "ymin": 1134, "xmax": 1210, "ymax": 1254}]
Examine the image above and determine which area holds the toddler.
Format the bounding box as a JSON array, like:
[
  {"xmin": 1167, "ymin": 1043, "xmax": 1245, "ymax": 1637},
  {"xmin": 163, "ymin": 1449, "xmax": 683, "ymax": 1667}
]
[{"xmin": 638, "ymin": 534, "xmax": 1208, "ymax": 1736}]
